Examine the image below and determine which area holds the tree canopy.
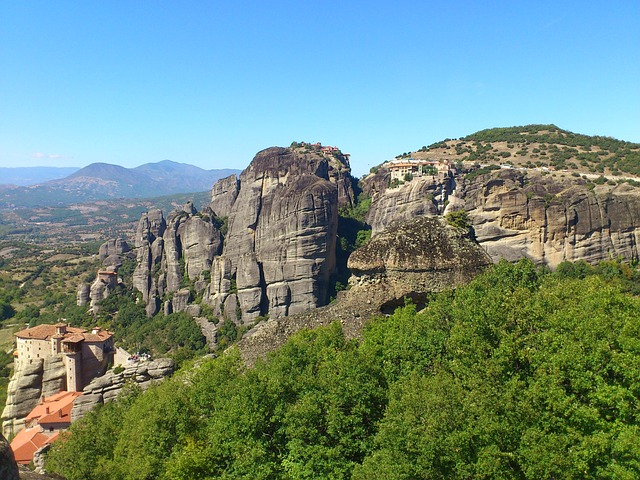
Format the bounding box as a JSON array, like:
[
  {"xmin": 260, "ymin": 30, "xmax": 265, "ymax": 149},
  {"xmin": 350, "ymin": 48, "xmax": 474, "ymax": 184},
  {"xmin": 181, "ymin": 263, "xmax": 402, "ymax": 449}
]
[{"xmin": 46, "ymin": 260, "xmax": 640, "ymax": 479}]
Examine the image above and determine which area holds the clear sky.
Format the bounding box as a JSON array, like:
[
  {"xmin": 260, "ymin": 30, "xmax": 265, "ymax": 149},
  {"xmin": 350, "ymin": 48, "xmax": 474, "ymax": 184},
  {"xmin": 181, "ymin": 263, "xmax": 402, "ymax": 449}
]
[{"xmin": 1, "ymin": 1, "xmax": 638, "ymax": 177}]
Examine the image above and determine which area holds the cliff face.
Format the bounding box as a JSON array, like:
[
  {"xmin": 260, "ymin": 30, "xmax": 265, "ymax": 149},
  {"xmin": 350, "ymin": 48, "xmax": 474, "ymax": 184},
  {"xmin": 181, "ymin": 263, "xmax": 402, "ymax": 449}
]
[
  {"xmin": 2, "ymin": 356, "xmax": 66, "ymax": 438},
  {"xmin": 462, "ymin": 170, "xmax": 640, "ymax": 268},
  {"xmin": 204, "ymin": 146, "xmax": 352, "ymax": 322},
  {"xmin": 364, "ymin": 175, "xmax": 454, "ymax": 234},
  {"xmin": 130, "ymin": 146, "xmax": 353, "ymax": 322},
  {"xmin": 132, "ymin": 203, "xmax": 223, "ymax": 316},
  {"xmin": 363, "ymin": 168, "xmax": 640, "ymax": 268}
]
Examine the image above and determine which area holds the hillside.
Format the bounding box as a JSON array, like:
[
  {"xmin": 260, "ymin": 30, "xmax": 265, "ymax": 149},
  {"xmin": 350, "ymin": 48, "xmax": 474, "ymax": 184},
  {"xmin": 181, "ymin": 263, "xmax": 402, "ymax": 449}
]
[
  {"xmin": 0, "ymin": 160, "xmax": 240, "ymax": 208},
  {"xmin": 0, "ymin": 167, "xmax": 79, "ymax": 187},
  {"xmin": 45, "ymin": 261, "xmax": 640, "ymax": 479},
  {"xmin": 406, "ymin": 124, "xmax": 640, "ymax": 176}
]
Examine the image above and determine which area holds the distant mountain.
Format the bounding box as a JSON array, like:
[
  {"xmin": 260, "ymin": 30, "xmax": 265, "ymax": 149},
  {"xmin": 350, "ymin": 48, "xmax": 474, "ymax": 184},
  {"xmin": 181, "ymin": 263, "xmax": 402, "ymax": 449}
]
[
  {"xmin": 0, "ymin": 160, "xmax": 240, "ymax": 208},
  {"xmin": 0, "ymin": 166, "xmax": 80, "ymax": 186}
]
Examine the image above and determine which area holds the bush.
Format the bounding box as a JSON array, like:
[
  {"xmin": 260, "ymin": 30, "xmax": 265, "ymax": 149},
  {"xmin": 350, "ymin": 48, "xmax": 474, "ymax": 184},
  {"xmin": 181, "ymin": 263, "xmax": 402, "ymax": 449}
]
[{"xmin": 445, "ymin": 210, "xmax": 471, "ymax": 230}]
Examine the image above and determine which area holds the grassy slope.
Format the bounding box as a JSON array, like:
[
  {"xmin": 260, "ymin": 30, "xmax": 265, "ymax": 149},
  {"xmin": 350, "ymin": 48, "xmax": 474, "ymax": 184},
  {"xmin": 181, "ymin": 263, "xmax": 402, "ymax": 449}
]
[{"xmin": 399, "ymin": 124, "xmax": 640, "ymax": 177}]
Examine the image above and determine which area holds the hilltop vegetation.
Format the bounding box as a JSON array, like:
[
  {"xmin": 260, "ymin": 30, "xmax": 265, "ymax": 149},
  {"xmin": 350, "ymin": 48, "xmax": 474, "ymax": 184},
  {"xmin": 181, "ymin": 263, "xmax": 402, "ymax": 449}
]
[
  {"xmin": 46, "ymin": 259, "xmax": 640, "ymax": 479},
  {"xmin": 407, "ymin": 124, "xmax": 640, "ymax": 177}
]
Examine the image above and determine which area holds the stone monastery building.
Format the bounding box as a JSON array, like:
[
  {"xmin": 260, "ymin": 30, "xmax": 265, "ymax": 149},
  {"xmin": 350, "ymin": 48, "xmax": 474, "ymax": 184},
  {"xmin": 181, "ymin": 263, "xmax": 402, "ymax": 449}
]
[{"xmin": 14, "ymin": 322, "xmax": 114, "ymax": 392}]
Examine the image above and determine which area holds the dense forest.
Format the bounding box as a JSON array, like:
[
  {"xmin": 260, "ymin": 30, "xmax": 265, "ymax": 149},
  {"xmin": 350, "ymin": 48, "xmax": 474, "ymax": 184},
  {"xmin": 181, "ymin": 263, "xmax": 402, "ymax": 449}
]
[{"xmin": 46, "ymin": 259, "xmax": 640, "ymax": 479}]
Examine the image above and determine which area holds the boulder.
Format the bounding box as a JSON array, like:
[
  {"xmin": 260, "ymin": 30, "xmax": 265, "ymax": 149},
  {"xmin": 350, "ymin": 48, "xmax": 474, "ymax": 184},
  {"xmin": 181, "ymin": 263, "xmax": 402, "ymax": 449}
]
[
  {"xmin": 0, "ymin": 432, "xmax": 19, "ymax": 480},
  {"xmin": 348, "ymin": 216, "xmax": 492, "ymax": 305}
]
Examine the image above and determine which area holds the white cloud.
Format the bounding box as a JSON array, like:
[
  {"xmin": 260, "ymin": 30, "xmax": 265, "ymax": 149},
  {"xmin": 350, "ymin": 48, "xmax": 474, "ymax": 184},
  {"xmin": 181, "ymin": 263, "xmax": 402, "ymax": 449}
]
[{"xmin": 31, "ymin": 152, "xmax": 70, "ymax": 159}]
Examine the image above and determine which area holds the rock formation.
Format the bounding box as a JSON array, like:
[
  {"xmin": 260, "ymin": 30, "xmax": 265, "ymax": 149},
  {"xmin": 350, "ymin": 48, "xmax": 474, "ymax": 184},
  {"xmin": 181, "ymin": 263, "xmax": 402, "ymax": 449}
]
[
  {"xmin": 71, "ymin": 358, "xmax": 174, "ymax": 422},
  {"xmin": 99, "ymin": 238, "xmax": 131, "ymax": 267},
  {"xmin": 348, "ymin": 215, "xmax": 492, "ymax": 297},
  {"xmin": 363, "ymin": 168, "xmax": 640, "ymax": 268},
  {"xmin": 236, "ymin": 216, "xmax": 491, "ymax": 366},
  {"xmin": 2, "ymin": 356, "xmax": 66, "ymax": 438},
  {"xmin": 364, "ymin": 175, "xmax": 454, "ymax": 234},
  {"xmin": 128, "ymin": 145, "xmax": 354, "ymax": 323},
  {"xmin": 132, "ymin": 204, "xmax": 222, "ymax": 316},
  {"xmin": 0, "ymin": 432, "xmax": 19, "ymax": 480},
  {"xmin": 462, "ymin": 170, "xmax": 640, "ymax": 268},
  {"xmin": 203, "ymin": 146, "xmax": 352, "ymax": 322},
  {"xmin": 210, "ymin": 174, "xmax": 240, "ymax": 218},
  {"xmin": 77, "ymin": 268, "xmax": 122, "ymax": 311}
]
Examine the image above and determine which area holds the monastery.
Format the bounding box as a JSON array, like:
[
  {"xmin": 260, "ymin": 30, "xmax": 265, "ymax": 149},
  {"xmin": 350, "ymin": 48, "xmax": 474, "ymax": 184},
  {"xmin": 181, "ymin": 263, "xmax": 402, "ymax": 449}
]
[{"xmin": 14, "ymin": 322, "xmax": 114, "ymax": 392}]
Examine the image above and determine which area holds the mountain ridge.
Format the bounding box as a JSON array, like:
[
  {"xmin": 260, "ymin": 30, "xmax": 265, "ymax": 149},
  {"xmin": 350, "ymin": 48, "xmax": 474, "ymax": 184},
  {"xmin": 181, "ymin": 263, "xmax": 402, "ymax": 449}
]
[{"xmin": 0, "ymin": 160, "xmax": 241, "ymax": 208}]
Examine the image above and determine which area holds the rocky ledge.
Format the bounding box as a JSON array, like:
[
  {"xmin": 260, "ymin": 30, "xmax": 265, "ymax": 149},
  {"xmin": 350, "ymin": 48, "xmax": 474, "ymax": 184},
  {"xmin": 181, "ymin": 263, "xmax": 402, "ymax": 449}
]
[{"xmin": 71, "ymin": 358, "xmax": 174, "ymax": 422}]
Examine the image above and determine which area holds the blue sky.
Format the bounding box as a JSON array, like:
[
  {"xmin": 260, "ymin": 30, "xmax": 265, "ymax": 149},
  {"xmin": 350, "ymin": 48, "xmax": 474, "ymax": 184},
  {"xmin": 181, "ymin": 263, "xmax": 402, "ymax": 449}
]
[{"xmin": 1, "ymin": 1, "xmax": 638, "ymax": 177}]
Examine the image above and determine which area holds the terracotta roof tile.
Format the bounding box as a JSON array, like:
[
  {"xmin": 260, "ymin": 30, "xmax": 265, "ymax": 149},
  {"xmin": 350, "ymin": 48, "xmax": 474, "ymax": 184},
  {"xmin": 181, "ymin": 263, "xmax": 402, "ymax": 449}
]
[
  {"xmin": 15, "ymin": 324, "xmax": 86, "ymax": 341},
  {"xmin": 10, "ymin": 427, "xmax": 58, "ymax": 464}
]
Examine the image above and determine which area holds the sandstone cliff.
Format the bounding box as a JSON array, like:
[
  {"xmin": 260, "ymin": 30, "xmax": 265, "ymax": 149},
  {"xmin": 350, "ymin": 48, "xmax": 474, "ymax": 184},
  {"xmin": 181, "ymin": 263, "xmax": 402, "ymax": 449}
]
[
  {"xmin": 203, "ymin": 146, "xmax": 352, "ymax": 323},
  {"xmin": 2, "ymin": 356, "xmax": 66, "ymax": 438},
  {"xmin": 461, "ymin": 170, "xmax": 640, "ymax": 267},
  {"xmin": 363, "ymin": 168, "xmax": 640, "ymax": 268}
]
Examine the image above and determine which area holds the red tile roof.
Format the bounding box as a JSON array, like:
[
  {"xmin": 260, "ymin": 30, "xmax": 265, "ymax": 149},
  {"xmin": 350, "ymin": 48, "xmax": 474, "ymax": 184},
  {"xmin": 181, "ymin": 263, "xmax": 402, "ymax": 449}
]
[
  {"xmin": 15, "ymin": 324, "xmax": 86, "ymax": 341},
  {"xmin": 16, "ymin": 323, "xmax": 113, "ymax": 342},
  {"xmin": 10, "ymin": 427, "xmax": 59, "ymax": 464},
  {"xmin": 25, "ymin": 391, "xmax": 82, "ymax": 427}
]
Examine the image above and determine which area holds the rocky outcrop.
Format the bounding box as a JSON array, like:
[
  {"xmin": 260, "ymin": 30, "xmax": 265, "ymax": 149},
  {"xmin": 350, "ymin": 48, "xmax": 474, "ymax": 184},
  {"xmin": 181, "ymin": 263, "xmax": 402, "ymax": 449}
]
[
  {"xmin": 348, "ymin": 216, "xmax": 492, "ymax": 308},
  {"xmin": 364, "ymin": 168, "xmax": 640, "ymax": 269},
  {"xmin": 204, "ymin": 146, "xmax": 352, "ymax": 322},
  {"xmin": 0, "ymin": 432, "xmax": 19, "ymax": 480},
  {"xmin": 132, "ymin": 209, "xmax": 166, "ymax": 313},
  {"xmin": 462, "ymin": 170, "xmax": 640, "ymax": 268},
  {"xmin": 78, "ymin": 268, "xmax": 122, "ymax": 311},
  {"xmin": 2, "ymin": 356, "xmax": 66, "ymax": 438},
  {"xmin": 365, "ymin": 175, "xmax": 454, "ymax": 234},
  {"xmin": 32, "ymin": 444, "xmax": 50, "ymax": 475},
  {"xmin": 99, "ymin": 238, "xmax": 131, "ymax": 267},
  {"xmin": 132, "ymin": 205, "xmax": 222, "ymax": 316},
  {"xmin": 76, "ymin": 282, "xmax": 90, "ymax": 307},
  {"xmin": 210, "ymin": 174, "xmax": 240, "ymax": 218},
  {"xmin": 236, "ymin": 216, "xmax": 491, "ymax": 366},
  {"xmin": 71, "ymin": 358, "xmax": 175, "ymax": 422}
]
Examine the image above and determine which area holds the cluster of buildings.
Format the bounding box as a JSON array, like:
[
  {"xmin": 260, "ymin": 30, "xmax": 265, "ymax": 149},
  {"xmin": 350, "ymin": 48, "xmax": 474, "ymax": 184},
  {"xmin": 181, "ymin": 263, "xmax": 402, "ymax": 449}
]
[
  {"xmin": 10, "ymin": 391, "xmax": 82, "ymax": 464},
  {"xmin": 386, "ymin": 158, "xmax": 452, "ymax": 182},
  {"xmin": 299, "ymin": 142, "xmax": 351, "ymax": 160},
  {"xmin": 9, "ymin": 322, "xmax": 114, "ymax": 464}
]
